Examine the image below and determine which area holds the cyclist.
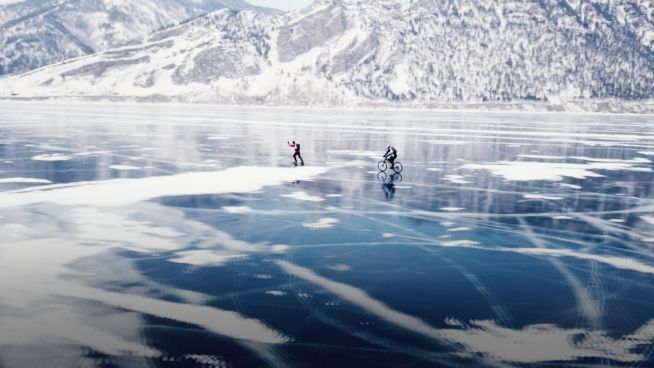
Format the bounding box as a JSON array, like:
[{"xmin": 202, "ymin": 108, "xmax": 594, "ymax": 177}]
[
  {"xmin": 288, "ymin": 140, "xmax": 304, "ymax": 166},
  {"xmin": 383, "ymin": 145, "xmax": 397, "ymax": 166}
]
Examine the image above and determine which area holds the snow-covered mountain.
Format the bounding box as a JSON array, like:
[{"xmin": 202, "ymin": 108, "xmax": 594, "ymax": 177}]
[
  {"xmin": 2, "ymin": 0, "xmax": 654, "ymax": 109},
  {"xmin": 0, "ymin": 0, "xmax": 279, "ymax": 75}
]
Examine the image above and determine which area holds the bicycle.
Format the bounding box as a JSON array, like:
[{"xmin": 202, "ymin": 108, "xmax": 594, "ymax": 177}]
[
  {"xmin": 377, "ymin": 158, "xmax": 403, "ymax": 173},
  {"xmin": 377, "ymin": 171, "xmax": 403, "ymax": 183}
]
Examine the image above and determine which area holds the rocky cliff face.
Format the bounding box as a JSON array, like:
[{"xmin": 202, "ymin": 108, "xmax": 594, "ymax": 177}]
[{"xmin": 1, "ymin": 0, "xmax": 654, "ymax": 108}]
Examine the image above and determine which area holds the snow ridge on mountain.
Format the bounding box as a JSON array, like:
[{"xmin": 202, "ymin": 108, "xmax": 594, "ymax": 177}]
[
  {"xmin": 2, "ymin": 0, "xmax": 654, "ymax": 110},
  {"xmin": 0, "ymin": 0, "xmax": 279, "ymax": 75}
]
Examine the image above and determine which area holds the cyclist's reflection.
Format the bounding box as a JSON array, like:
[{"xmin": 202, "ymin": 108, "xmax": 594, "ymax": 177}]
[
  {"xmin": 378, "ymin": 171, "xmax": 402, "ymax": 200},
  {"xmin": 382, "ymin": 181, "xmax": 395, "ymax": 199}
]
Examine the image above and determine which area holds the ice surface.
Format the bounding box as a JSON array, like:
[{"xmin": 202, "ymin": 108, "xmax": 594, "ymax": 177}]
[
  {"xmin": 0, "ymin": 102, "xmax": 653, "ymax": 367},
  {"xmin": 507, "ymin": 248, "xmax": 654, "ymax": 275}
]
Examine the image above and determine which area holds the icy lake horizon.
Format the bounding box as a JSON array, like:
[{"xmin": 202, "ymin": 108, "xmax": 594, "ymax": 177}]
[{"xmin": 0, "ymin": 101, "xmax": 653, "ymax": 367}]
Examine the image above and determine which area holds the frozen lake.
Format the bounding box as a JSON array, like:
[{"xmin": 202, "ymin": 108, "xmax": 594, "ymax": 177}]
[{"xmin": 0, "ymin": 101, "xmax": 653, "ymax": 367}]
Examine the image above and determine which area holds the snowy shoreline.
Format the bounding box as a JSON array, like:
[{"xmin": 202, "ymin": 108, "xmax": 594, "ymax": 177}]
[{"xmin": 2, "ymin": 96, "xmax": 654, "ymax": 115}]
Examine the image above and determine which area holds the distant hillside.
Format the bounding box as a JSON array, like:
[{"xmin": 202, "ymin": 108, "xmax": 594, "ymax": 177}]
[
  {"xmin": 0, "ymin": 0, "xmax": 279, "ymax": 75},
  {"xmin": 1, "ymin": 0, "xmax": 654, "ymax": 111}
]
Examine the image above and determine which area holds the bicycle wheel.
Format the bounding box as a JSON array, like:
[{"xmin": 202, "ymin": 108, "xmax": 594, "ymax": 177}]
[
  {"xmin": 377, "ymin": 171, "xmax": 388, "ymax": 182},
  {"xmin": 377, "ymin": 160, "xmax": 388, "ymax": 171},
  {"xmin": 392, "ymin": 161, "xmax": 403, "ymax": 173},
  {"xmin": 390, "ymin": 173, "xmax": 403, "ymax": 183}
]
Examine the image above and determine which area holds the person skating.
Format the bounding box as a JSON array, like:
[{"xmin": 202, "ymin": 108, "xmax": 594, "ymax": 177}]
[{"xmin": 288, "ymin": 140, "xmax": 304, "ymax": 166}]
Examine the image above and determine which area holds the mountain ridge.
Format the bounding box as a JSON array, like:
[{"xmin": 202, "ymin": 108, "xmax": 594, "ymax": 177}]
[
  {"xmin": 2, "ymin": 0, "xmax": 654, "ymax": 112},
  {"xmin": 0, "ymin": 0, "xmax": 280, "ymax": 75}
]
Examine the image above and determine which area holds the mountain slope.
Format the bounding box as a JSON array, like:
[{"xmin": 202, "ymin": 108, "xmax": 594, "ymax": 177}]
[
  {"xmin": 2, "ymin": 0, "xmax": 654, "ymax": 109},
  {"xmin": 0, "ymin": 0, "xmax": 279, "ymax": 75}
]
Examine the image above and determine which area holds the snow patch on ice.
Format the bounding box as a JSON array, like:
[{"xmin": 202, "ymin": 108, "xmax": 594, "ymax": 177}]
[
  {"xmin": 560, "ymin": 183, "xmax": 581, "ymax": 189},
  {"xmin": 223, "ymin": 206, "xmax": 253, "ymax": 214},
  {"xmin": 441, "ymin": 240, "xmax": 479, "ymax": 247},
  {"xmin": 266, "ymin": 290, "xmax": 286, "ymax": 296},
  {"xmin": 441, "ymin": 207, "xmax": 465, "ymax": 212},
  {"xmin": 184, "ymin": 355, "xmax": 227, "ymax": 366},
  {"xmin": 440, "ymin": 319, "xmax": 654, "ymax": 363},
  {"xmin": 276, "ymin": 261, "xmax": 654, "ymax": 364},
  {"xmin": 517, "ymin": 154, "xmax": 567, "ymax": 160},
  {"xmin": 302, "ymin": 217, "xmax": 339, "ymax": 229},
  {"xmin": 281, "ymin": 191, "xmax": 324, "ymax": 202},
  {"xmin": 0, "ymin": 177, "xmax": 51, "ymax": 184},
  {"xmin": 571, "ymin": 156, "xmax": 652, "ymax": 164},
  {"xmin": 170, "ymin": 250, "xmax": 247, "ymax": 266},
  {"xmin": 552, "ymin": 215, "xmax": 574, "ymax": 220},
  {"xmin": 73, "ymin": 151, "xmax": 110, "ymax": 156},
  {"xmin": 109, "ymin": 165, "xmax": 141, "ymax": 171},
  {"xmin": 444, "ymin": 175, "xmax": 471, "ymax": 184},
  {"xmin": 71, "ymin": 208, "xmax": 183, "ymax": 252},
  {"xmin": 327, "ymin": 264, "xmax": 351, "ymax": 272},
  {"xmin": 421, "ymin": 140, "xmax": 470, "ymax": 145},
  {"xmin": 253, "ymin": 274, "xmax": 273, "ymax": 279},
  {"xmin": 271, "ymin": 244, "xmax": 289, "ymax": 253},
  {"xmin": 327, "ymin": 150, "xmax": 380, "ymax": 158},
  {"xmin": 510, "ymin": 248, "xmax": 654, "ymax": 275},
  {"xmin": 0, "ymin": 166, "xmax": 328, "ymax": 207},
  {"xmin": 32, "ymin": 154, "xmax": 72, "ymax": 161},
  {"xmin": 523, "ymin": 194, "xmax": 564, "ymax": 200},
  {"xmin": 463, "ymin": 160, "xmax": 648, "ymax": 181}
]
